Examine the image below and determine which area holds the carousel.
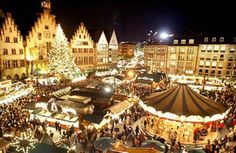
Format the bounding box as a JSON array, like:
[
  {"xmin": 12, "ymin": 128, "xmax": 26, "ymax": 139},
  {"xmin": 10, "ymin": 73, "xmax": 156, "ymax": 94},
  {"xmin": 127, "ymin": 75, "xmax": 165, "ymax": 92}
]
[{"xmin": 140, "ymin": 83, "xmax": 229, "ymax": 144}]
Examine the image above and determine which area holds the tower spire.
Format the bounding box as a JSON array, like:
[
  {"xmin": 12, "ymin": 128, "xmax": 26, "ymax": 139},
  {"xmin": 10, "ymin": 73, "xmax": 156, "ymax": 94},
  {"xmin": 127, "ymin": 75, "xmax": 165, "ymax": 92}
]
[{"xmin": 41, "ymin": 0, "xmax": 51, "ymax": 11}]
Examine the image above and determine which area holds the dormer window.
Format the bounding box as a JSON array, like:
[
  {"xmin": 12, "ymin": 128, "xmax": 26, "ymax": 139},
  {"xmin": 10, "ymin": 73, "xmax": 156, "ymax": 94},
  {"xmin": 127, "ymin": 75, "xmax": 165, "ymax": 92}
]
[
  {"xmin": 181, "ymin": 39, "xmax": 186, "ymax": 44},
  {"xmin": 173, "ymin": 39, "xmax": 178, "ymax": 44},
  {"xmin": 189, "ymin": 39, "xmax": 194, "ymax": 44},
  {"xmin": 204, "ymin": 37, "xmax": 208, "ymax": 42},
  {"xmin": 220, "ymin": 37, "xmax": 224, "ymax": 42},
  {"xmin": 212, "ymin": 37, "xmax": 216, "ymax": 42}
]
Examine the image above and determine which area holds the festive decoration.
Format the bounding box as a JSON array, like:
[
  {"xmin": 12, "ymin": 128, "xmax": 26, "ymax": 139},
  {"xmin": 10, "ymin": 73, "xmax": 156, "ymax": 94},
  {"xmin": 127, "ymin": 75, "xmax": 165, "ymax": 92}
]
[
  {"xmin": 11, "ymin": 132, "xmax": 38, "ymax": 153},
  {"xmin": 48, "ymin": 24, "xmax": 80, "ymax": 79}
]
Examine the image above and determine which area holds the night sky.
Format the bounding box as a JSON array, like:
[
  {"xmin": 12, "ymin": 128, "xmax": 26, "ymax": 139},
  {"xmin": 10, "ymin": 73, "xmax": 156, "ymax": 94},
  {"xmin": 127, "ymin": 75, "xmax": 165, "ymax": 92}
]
[{"xmin": 0, "ymin": 0, "xmax": 235, "ymax": 41}]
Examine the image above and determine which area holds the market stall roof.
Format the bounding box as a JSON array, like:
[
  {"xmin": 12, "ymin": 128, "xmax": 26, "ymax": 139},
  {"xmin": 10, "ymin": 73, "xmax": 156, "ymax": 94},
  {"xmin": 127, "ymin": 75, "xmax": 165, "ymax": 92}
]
[
  {"xmin": 144, "ymin": 84, "xmax": 226, "ymax": 117},
  {"xmin": 106, "ymin": 100, "xmax": 133, "ymax": 115},
  {"xmin": 29, "ymin": 143, "xmax": 67, "ymax": 153}
]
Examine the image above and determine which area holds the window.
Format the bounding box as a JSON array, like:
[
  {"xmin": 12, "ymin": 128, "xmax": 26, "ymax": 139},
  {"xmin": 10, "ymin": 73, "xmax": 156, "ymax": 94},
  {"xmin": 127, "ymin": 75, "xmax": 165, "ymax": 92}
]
[
  {"xmin": 9, "ymin": 28, "xmax": 12, "ymax": 32},
  {"xmin": 4, "ymin": 60, "xmax": 11, "ymax": 69},
  {"xmin": 206, "ymin": 61, "xmax": 210, "ymax": 66},
  {"xmin": 5, "ymin": 37, "xmax": 10, "ymax": 43},
  {"xmin": 220, "ymin": 54, "xmax": 224, "ymax": 58},
  {"xmin": 46, "ymin": 42, "xmax": 51, "ymax": 53},
  {"xmin": 45, "ymin": 25, "xmax": 49, "ymax": 29},
  {"xmin": 19, "ymin": 49, "xmax": 23, "ymax": 54},
  {"xmin": 38, "ymin": 33, "xmax": 42, "ymax": 40},
  {"xmin": 72, "ymin": 48, "xmax": 77, "ymax": 53},
  {"xmin": 20, "ymin": 60, "xmax": 25, "ymax": 67},
  {"xmin": 83, "ymin": 42, "xmax": 88, "ymax": 45},
  {"xmin": 89, "ymin": 49, "xmax": 93, "ymax": 53},
  {"xmin": 84, "ymin": 35, "xmax": 86, "ymax": 39},
  {"xmin": 39, "ymin": 55, "xmax": 43, "ymax": 60},
  {"xmin": 212, "ymin": 61, "xmax": 217, "ymax": 67},
  {"xmin": 181, "ymin": 39, "xmax": 186, "ymax": 44},
  {"xmin": 12, "ymin": 49, "xmax": 16, "ymax": 55},
  {"xmin": 212, "ymin": 37, "xmax": 216, "ymax": 42},
  {"xmin": 79, "ymin": 35, "xmax": 81, "ymax": 39},
  {"xmin": 218, "ymin": 71, "xmax": 221, "ymax": 75},
  {"xmin": 173, "ymin": 39, "xmax": 178, "ymax": 44},
  {"xmin": 84, "ymin": 57, "xmax": 88, "ymax": 64},
  {"xmin": 204, "ymin": 37, "xmax": 208, "ymax": 42},
  {"xmin": 12, "ymin": 60, "xmax": 18, "ymax": 68},
  {"xmin": 3, "ymin": 49, "xmax": 8, "ymax": 55},
  {"xmin": 89, "ymin": 56, "xmax": 93, "ymax": 63},
  {"xmin": 199, "ymin": 61, "xmax": 204, "ymax": 66},
  {"xmin": 44, "ymin": 31, "xmax": 50, "ymax": 38},
  {"xmin": 211, "ymin": 70, "xmax": 215, "ymax": 74},
  {"xmin": 189, "ymin": 39, "xmax": 194, "ymax": 44},
  {"xmin": 84, "ymin": 48, "xmax": 88, "ymax": 53},
  {"xmin": 220, "ymin": 37, "xmax": 224, "ymax": 42},
  {"xmin": 14, "ymin": 37, "xmax": 18, "ymax": 43},
  {"xmin": 205, "ymin": 69, "xmax": 209, "ymax": 73},
  {"xmin": 199, "ymin": 69, "xmax": 203, "ymax": 73}
]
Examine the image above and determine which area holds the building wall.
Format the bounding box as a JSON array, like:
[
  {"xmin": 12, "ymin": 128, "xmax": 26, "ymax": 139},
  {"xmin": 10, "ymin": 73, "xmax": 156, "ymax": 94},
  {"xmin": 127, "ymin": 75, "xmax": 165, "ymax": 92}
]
[
  {"xmin": 25, "ymin": 9, "xmax": 56, "ymax": 74},
  {"xmin": 119, "ymin": 43, "xmax": 135, "ymax": 57},
  {"xmin": 70, "ymin": 23, "xmax": 95, "ymax": 71},
  {"xmin": 0, "ymin": 13, "xmax": 26, "ymax": 79},
  {"xmin": 109, "ymin": 30, "xmax": 119, "ymax": 66},
  {"xmin": 167, "ymin": 46, "xmax": 198, "ymax": 75},
  {"xmin": 197, "ymin": 44, "xmax": 236, "ymax": 79},
  {"xmin": 96, "ymin": 31, "xmax": 109, "ymax": 69},
  {"xmin": 144, "ymin": 44, "xmax": 168, "ymax": 72}
]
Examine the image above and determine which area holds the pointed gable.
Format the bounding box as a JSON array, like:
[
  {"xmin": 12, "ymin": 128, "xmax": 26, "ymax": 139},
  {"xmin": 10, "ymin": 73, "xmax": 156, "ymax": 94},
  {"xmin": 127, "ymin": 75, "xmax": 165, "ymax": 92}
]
[
  {"xmin": 98, "ymin": 31, "xmax": 108, "ymax": 45},
  {"xmin": 70, "ymin": 22, "xmax": 94, "ymax": 47},
  {"xmin": 109, "ymin": 30, "xmax": 118, "ymax": 45},
  {"xmin": 0, "ymin": 13, "xmax": 24, "ymax": 45}
]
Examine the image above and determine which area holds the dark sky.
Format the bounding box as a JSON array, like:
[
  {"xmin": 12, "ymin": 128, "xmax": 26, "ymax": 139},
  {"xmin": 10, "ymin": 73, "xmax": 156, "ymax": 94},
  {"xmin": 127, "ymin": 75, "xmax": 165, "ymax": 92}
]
[{"xmin": 0, "ymin": 0, "xmax": 235, "ymax": 41}]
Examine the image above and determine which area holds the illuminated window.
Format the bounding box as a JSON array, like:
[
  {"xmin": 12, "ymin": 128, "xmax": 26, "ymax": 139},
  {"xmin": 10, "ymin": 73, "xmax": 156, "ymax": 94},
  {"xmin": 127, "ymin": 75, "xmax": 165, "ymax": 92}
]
[
  {"xmin": 204, "ymin": 37, "xmax": 208, "ymax": 42},
  {"xmin": 189, "ymin": 39, "xmax": 194, "ymax": 44},
  {"xmin": 206, "ymin": 61, "xmax": 210, "ymax": 66},
  {"xmin": 220, "ymin": 37, "xmax": 224, "ymax": 42},
  {"xmin": 214, "ymin": 45, "xmax": 219, "ymax": 50},
  {"xmin": 173, "ymin": 39, "xmax": 178, "ymax": 44},
  {"xmin": 199, "ymin": 61, "xmax": 204, "ymax": 65},
  {"xmin": 181, "ymin": 39, "xmax": 186, "ymax": 44},
  {"xmin": 212, "ymin": 61, "xmax": 217, "ymax": 66},
  {"xmin": 212, "ymin": 37, "xmax": 216, "ymax": 42}
]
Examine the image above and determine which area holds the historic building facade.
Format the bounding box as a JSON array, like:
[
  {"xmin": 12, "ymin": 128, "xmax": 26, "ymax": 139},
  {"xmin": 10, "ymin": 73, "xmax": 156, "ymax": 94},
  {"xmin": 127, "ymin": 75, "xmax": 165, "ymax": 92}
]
[
  {"xmin": 108, "ymin": 30, "xmax": 119, "ymax": 67},
  {"xmin": 167, "ymin": 38, "xmax": 199, "ymax": 75},
  {"xmin": 92, "ymin": 30, "xmax": 118, "ymax": 70},
  {"xmin": 144, "ymin": 44, "xmax": 168, "ymax": 72},
  {"xmin": 25, "ymin": 0, "xmax": 56, "ymax": 75},
  {"xmin": 197, "ymin": 36, "xmax": 236, "ymax": 79},
  {"xmin": 119, "ymin": 42, "xmax": 136, "ymax": 57},
  {"xmin": 70, "ymin": 23, "xmax": 95, "ymax": 71},
  {"xmin": 0, "ymin": 13, "xmax": 26, "ymax": 79}
]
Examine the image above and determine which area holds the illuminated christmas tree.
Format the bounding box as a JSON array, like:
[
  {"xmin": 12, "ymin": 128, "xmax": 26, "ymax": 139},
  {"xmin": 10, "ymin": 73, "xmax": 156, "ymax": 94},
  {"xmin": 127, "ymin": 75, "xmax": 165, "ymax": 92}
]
[{"xmin": 48, "ymin": 24, "xmax": 80, "ymax": 79}]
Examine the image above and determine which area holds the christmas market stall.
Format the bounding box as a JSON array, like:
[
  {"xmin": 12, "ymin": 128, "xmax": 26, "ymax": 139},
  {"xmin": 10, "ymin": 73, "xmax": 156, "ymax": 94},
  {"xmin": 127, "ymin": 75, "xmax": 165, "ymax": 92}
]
[{"xmin": 140, "ymin": 83, "xmax": 229, "ymax": 144}]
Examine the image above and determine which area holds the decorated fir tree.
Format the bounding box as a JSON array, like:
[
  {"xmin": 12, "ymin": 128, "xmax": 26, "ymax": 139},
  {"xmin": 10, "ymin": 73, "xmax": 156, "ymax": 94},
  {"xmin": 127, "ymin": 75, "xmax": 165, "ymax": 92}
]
[{"xmin": 48, "ymin": 24, "xmax": 80, "ymax": 79}]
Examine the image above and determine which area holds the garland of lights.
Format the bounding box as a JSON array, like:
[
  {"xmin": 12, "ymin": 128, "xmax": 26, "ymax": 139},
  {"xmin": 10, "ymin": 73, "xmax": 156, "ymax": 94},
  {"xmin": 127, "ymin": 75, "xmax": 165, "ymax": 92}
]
[{"xmin": 11, "ymin": 132, "xmax": 38, "ymax": 153}]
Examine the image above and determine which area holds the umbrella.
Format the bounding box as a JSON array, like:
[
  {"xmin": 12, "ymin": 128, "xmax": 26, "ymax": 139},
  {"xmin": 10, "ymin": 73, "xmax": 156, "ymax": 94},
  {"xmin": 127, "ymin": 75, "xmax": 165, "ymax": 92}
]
[
  {"xmin": 141, "ymin": 140, "xmax": 166, "ymax": 152},
  {"xmin": 93, "ymin": 137, "xmax": 115, "ymax": 151}
]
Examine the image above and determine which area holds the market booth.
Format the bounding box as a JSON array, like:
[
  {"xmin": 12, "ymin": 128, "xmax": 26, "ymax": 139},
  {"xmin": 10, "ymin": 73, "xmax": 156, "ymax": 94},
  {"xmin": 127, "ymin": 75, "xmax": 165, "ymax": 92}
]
[{"xmin": 140, "ymin": 83, "xmax": 229, "ymax": 144}]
